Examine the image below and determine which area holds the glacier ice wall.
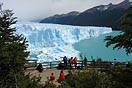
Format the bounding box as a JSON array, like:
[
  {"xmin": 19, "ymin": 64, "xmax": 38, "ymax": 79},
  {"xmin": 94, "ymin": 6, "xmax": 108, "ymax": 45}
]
[{"xmin": 12, "ymin": 22, "xmax": 112, "ymax": 62}]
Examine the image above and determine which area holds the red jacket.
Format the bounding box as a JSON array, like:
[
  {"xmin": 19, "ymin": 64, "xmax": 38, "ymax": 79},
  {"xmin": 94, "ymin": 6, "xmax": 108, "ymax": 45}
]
[
  {"xmin": 59, "ymin": 72, "xmax": 65, "ymax": 79},
  {"xmin": 50, "ymin": 75, "xmax": 55, "ymax": 80}
]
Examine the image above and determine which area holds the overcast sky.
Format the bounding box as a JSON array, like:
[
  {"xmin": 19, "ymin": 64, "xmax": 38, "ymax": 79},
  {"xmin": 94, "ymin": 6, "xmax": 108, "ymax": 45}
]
[{"xmin": 1, "ymin": 0, "xmax": 124, "ymax": 22}]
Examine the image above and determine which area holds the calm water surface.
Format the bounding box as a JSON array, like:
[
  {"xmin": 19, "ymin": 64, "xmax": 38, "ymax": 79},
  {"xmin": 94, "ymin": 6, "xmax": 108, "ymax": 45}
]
[{"xmin": 73, "ymin": 31, "xmax": 132, "ymax": 62}]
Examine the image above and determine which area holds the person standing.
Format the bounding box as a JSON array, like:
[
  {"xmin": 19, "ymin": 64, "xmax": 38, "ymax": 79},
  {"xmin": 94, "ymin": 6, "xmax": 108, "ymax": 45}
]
[
  {"xmin": 113, "ymin": 58, "xmax": 117, "ymax": 66},
  {"xmin": 74, "ymin": 57, "xmax": 78, "ymax": 69},
  {"xmin": 58, "ymin": 70, "xmax": 65, "ymax": 84},
  {"xmin": 69, "ymin": 57, "xmax": 74, "ymax": 69},
  {"xmin": 63, "ymin": 56, "xmax": 67, "ymax": 68},
  {"xmin": 59, "ymin": 70, "xmax": 65, "ymax": 79},
  {"xmin": 83, "ymin": 57, "xmax": 88, "ymax": 69}
]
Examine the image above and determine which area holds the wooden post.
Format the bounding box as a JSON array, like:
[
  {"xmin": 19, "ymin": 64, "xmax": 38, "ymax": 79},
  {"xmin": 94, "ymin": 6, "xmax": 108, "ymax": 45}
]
[
  {"xmin": 50, "ymin": 62, "xmax": 52, "ymax": 69},
  {"xmin": 35, "ymin": 60, "xmax": 37, "ymax": 67},
  {"xmin": 81, "ymin": 61, "xmax": 84, "ymax": 69}
]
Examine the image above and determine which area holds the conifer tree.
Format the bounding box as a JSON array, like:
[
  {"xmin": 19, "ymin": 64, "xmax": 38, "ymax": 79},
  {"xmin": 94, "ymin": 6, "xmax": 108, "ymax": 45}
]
[
  {"xmin": 0, "ymin": 4, "xmax": 43, "ymax": 88},
  {"xmin": 105, "ymin": 6, "xmax": 132, "ymax": 55}
]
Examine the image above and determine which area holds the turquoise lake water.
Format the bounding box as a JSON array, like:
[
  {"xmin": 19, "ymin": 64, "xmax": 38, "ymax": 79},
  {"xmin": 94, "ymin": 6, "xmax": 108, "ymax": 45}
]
[{"xmin": 73, "ymin": 31, "xmax": 132, "ymax": 62}]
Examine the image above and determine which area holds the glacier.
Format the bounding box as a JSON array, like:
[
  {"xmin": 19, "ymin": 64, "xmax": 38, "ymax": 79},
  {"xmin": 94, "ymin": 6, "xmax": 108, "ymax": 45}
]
[{"xmin": 12, "ymin": 22, "xmax": 112, "ymax": 62}]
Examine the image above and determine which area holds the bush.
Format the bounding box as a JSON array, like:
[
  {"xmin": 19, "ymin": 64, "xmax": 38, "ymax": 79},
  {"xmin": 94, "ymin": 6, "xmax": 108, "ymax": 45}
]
[
  {"xmin": 65, "ymin": 69, "xmax": 112, "ymax": 88},
  {"xmin": 103, "ymin": 66, "xmax": 132, "ymax": 88},
  {"xmin": 43, "ymin": 78, "xmax": 56, "ymax": 88}
]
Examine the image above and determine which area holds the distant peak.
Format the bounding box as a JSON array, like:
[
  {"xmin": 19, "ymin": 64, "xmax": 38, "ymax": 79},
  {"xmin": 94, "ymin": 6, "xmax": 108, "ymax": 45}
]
[{"xmin": 108, "ymin": 3, "xmax": 113, "ymax": 6}]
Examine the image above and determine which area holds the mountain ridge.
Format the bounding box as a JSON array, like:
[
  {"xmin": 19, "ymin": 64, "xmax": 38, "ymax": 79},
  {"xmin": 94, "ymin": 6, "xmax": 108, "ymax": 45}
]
[{"xmin": 40, "ymin": 0, "xmax": 132, "ymax": 29}]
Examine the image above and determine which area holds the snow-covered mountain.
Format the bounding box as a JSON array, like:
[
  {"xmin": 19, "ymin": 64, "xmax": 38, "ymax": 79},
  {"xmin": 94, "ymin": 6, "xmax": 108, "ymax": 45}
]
[{"xmin": 12, "ymin": 23, "xmax": 112, "ymax": 62}]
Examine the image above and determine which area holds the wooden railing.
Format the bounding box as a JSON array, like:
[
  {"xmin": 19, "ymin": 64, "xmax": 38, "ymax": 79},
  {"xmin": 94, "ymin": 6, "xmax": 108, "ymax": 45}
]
[
  {"xmin": 25, "ymin": 60, "xmax": 115, "ymax": 69},
  {"xmin": 24, "ymin": 60, "xmax": 37, "ymax": 69}
]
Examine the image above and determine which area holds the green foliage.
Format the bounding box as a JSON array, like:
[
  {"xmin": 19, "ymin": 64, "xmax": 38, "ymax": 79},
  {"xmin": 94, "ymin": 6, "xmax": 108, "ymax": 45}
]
[
  {"xmin": 0, "ymin": 72, "xmax": 43, "ymax": 88},
  {"xmin": 105, "ymin": 6, "xmax": 132, "ymax": 55},
  {"xmin": 63, "ymin": 67, "xmax": 132, "ymax": 88},
  {"xmin": 65, "ymin": 70, "xmax": 112, "ymax": 88},
  {"xmin": 43, "ymin": 77, "xmax": 56, "ymax": 88},
  {"xmin": 102, "ymin": 66, "xmax": 132, "ymax": 88},
  {"xmin": 0, "ymin": 6, "xmax": 29, "ymax": 73},
  {"xmin": 0, "ymin": 5, "xmax": 43, "ymax": 88},
  {"xmin": 42, "ymin": 66, "xmax": 132, "ymax": 88}
]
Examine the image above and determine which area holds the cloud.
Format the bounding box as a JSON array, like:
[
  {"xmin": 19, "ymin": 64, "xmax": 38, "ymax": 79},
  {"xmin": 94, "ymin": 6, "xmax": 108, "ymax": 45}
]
[{"xmin": 1, "ymin": 0, "xmax": 123, "ymax": 22}]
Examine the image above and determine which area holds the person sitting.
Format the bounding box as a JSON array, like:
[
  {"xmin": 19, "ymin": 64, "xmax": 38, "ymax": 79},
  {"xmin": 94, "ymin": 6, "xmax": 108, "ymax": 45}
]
[
  {"xmin": 36, "ymin": 63, "xmax": 43, "ymax": 72},
  {"xmin": 126, "ymin": 62, "xmax": 131, "ymax": 68}
]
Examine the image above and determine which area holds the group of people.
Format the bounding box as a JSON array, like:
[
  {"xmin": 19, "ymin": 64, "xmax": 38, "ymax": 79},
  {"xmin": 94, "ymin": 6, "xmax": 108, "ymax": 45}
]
[
  {"xmin": 49, "ymin": 70, "xmax": 65, "ymax": 83},
  {"xmin": 62, "ymin": 56, "xmax": 88, "ymax": 69},
  {"xmin": 63, "ymin": 56, "xmax": 79, "ymax": 69}
]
